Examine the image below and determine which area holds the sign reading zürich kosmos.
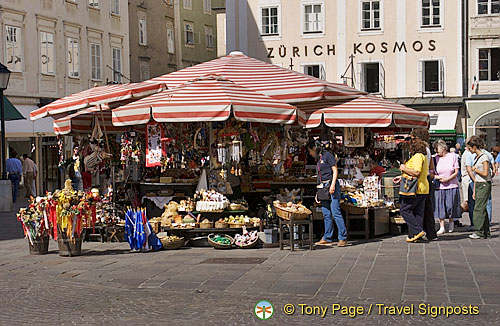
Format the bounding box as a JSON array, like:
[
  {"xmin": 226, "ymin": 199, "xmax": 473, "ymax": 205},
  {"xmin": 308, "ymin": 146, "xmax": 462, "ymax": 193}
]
[{"xmin": 267, "ymin": 40, "xmax": 437, "ymax": 58}]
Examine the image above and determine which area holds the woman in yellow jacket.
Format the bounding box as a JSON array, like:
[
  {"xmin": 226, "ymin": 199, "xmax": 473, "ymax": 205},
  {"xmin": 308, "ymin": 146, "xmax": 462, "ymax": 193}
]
[{"xmin": 399, "ymin": 138, "xmax": 430, "ymax": 243}]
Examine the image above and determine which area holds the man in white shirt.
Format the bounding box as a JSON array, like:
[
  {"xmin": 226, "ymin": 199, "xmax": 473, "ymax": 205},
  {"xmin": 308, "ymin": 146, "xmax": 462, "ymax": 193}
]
[{"xmin": 22, "ymin": 154, "xmax": 36, "ymax": 198}]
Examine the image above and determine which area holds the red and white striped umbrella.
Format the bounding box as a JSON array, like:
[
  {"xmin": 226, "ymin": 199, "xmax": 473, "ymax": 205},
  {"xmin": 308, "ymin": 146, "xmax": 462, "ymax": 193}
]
[
  {"xmin": 53, "ymin": 105, "xmax": 127, "ymax": 135},
  {"xmin": 298, "ymin": 95, "xmax": 430, "ymax": 128},
  {"xmin": 147, "ymin": 52, "xmax": 362, "ymax": 103},
  {"xmin": 112, "ymin": 75, "xmax": 298, "ymax": 126},
  {"xmin": 30, "ymin": 81, "xmax": 166, "ymax": 121}
]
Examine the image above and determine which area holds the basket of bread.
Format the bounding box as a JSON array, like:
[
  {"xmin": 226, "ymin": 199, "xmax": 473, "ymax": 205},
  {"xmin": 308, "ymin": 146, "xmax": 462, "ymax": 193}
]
[{"xmin": 273, "ymin": 201, "xmax": 312, "ymax": 221}]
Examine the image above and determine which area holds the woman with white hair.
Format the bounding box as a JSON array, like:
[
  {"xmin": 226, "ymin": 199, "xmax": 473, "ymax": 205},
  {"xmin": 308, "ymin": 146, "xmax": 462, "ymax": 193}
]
[{"xmin": 432, "ymin": 139, "xmax": 461, "ymax": 234}]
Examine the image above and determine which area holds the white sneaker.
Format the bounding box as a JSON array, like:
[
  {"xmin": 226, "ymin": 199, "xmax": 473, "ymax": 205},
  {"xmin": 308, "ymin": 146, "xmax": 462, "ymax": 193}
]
[
  {"xmin": 448, "ymin": 223, "xmax": 454, "ymax": 233},
  {"xmin": 469, "ymin": 234, "xmax": 481, "ymax": 240},
  {"xmin": 437, "ymin": 228, "xmax": 445, "ymax": 235}
]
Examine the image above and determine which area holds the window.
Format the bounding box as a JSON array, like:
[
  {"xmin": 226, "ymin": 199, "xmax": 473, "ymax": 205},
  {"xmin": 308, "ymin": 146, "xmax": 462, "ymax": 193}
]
[
  {"xmin": 40, "ymin": 31, "xmax": 55, "ymax": 75},
  {"xmin": 422, "ymin": 0, "xmax": 440, "ymax": 26},
  {"xmin": 421, "ymin": 60, "xmax": 443, "ymax": 93},
  {"xmin": 90, "ymin": 43, "xmax": 101, "ymax": 80},
  {"xmin": 478, "ymin": 0, "xmax": 500, "ymax": 15},
  {"xmin": 304, "ymin": 4, "xmax": 323, "ymax": 34},
  {"xmin": 205, "ymin": 26, "xmax": 214, "ymax": 49},
  {"xmin": 184, "ymin": 21, "xmax": 194, "ymax": 45},
  {"xmin": 183, "ymin": 0, "xmax": 192, "ymax": 9},
  {"xmin": 5, "ymin": 26, "xmax": 22, "ymax": 72},
  {"xmin": 362, "ymin": 63, "xmax": 380, "ymax": 93},
  {"xmin": 479, "ymin": 48, "xmax": 500, "ymax": 81},
  {"xmin": 111, "ymin": 0, "xmax": 120, "ymax": 15},
  {"xmin": 89, "ymin": 0, "xmax": 99, "ymax": 8},
  {"xmin": 67, "ymin": 38, "xmax": 79, "ymax": 78},
  {"xmin": 112, "ymin": 47, "xmax": 122, "ymax": 83},
  {"xmin": 261, "ymin": 7, "xmax": 279, "ymax": 36},
  {"xmin": 139, "ymin": 60, "xmax": 150, "ymax": 82},
  {"xmin": 167, "ymin": 25, "xmax": 175, "ymax": 53},
  {"xmin": 139, "ymin": 19, "xmax": 147, "ymax": 46},
  {"xmin": 303, "ymin": 64, "xmax": 325, "ymax": 80},
  {"xmin": 361, "ymin": 1, "xmax": 381, "ymax": 30},
  {"xmin": 203, "ymin": 0, "xmax": 211, "ymax": 14}
]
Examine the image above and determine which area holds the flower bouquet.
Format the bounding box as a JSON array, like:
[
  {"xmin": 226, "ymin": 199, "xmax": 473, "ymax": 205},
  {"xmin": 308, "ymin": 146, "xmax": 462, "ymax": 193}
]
[{"xmin": 17, "ymin": 198, "xmax": 51, "ymax": 255}]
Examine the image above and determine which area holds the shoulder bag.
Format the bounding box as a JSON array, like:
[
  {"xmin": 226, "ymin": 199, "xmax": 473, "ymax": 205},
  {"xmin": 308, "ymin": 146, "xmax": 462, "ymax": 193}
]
[
  {"xmin": 316, "ymin": 154, "xmax": 332, "ymax": 201},
  {"xmin": 399, "ymin": 154, "xmax": 421, "ymax": 197}
]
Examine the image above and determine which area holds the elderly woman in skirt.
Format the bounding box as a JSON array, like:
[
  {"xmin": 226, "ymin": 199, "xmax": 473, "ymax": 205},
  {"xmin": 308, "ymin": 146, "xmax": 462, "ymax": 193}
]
[{"xmin": 432, "ymin": 140, "xmax": 461, "ymax": 235}]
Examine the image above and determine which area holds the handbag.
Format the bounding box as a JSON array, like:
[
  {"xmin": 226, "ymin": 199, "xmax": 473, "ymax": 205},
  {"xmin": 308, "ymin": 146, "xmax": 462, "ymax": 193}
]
[
  {"xmin": 316, "ymin": 154, "xmax": 332, "ymax": 201},
  {"xmin": 399, "ymin": 174, "xmax": 418, "ymax": 197}
]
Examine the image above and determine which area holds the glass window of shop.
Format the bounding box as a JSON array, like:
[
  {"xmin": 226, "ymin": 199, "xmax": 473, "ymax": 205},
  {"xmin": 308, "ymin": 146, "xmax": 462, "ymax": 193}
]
[
  {"xmin": 479, "ymin": 48, "xmax": 500, "ymax": 81},
  {"xmin": 421, "ymin": 60, "xmax": 444, "ymax": 93},
  {"xmin": 475, "ymin": 110, "xmax": 500, "ymax": 150}
]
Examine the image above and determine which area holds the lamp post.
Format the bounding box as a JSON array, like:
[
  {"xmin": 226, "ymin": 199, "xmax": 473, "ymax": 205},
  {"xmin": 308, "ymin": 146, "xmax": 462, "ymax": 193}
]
[{"xmin": 0, "ymin": 63, "xmax": 11, "ymax": 180}]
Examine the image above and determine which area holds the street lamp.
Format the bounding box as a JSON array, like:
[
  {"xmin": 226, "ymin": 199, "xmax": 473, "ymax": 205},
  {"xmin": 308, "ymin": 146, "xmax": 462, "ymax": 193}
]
[{"xmin": 0, "ymin": 62, "xmax": 11, "ymax": 180}]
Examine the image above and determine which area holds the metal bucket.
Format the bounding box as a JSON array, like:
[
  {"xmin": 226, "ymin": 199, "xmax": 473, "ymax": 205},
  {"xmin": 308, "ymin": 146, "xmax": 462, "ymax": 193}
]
[
  {"xmin": 57, "ymin": 235, "xmax": 82, "ymax": 257},
  {"xmin": 28, "ymin": 235, "xmax": 50, "ymax": 255}
]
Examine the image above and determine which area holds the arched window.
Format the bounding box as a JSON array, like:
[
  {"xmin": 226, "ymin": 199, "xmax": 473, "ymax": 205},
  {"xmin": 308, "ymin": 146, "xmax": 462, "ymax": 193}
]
[{"xmin": 475, "ymin": 109, "xmax": 500, "ymax": 149}]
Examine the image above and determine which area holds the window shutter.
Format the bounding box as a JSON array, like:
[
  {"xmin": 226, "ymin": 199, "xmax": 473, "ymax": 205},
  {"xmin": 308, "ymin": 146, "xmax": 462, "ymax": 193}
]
[
  {"xmin": 356, "ymin": 62, "xmax": 363, "ymax": 91},
  {"xmin": 320, "ymin": 65, "xmax": 326, "ymax": 80},
  {"xmin": 379, "ymin": 62, "xmax": 385, "ymax": 97},
  {"xmin": 418, "ymin": 61, "xmax": 423, "ymax": 94},
  {"xmin": 439, "ymin": 60, "xmax": 444, "ymax": 93}
]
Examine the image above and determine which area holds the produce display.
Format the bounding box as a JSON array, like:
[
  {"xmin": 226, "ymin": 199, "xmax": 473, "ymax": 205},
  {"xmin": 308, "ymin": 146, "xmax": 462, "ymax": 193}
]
[
  {"xmin": 157, "ymin": 234, "xmax": 182, "ymax": 243},
  {"xmin": 210, "ymin": 234, "xmax": 232, "ymax": 245},
  {"xmin": 194, "ymin": 190, "xmax": 229, "ymax": 212}
]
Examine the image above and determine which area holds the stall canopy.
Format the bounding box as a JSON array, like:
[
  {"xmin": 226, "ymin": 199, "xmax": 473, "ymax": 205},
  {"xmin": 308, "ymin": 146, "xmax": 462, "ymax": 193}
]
[
  {"xmin": 53, "ymin": 105, "xmax": 128, "ymax": 135},
  {"xmin": 30, "ymin": 82, "xmax": 166, "ymax": 120},
  {"xmin": 146, "ymin": 52, "xmax": 363, "ymax": 103},
  {"xmin": 113, "ymin": 74, "xmax": 298, "ymax": 126},
  {"xmin": 298, "ymin": 95, "xmax": 430, "ymax": 128}
]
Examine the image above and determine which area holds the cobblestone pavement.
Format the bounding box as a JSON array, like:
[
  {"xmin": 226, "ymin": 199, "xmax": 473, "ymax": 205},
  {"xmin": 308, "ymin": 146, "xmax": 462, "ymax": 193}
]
[{"xmin": 1, "ymin": 188, "xmax": 500, "ymax": 325}]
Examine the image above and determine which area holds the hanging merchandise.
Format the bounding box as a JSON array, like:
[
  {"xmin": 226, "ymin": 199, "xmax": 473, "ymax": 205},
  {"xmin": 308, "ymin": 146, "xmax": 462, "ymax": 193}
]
[
  {"xmin": 145, "ymin": 122, "xmax": 165, "ymax": 167},
  {"xmin": 120, "ymin": 131, "xmax": 141, "ymax": 166},
  {"xmin": 344, "ymin": 127, "xmax": 365, "ymax": 147},
  {"xmin": 57, "ymin": 136, "xmax": 65, "ymax": 168}
]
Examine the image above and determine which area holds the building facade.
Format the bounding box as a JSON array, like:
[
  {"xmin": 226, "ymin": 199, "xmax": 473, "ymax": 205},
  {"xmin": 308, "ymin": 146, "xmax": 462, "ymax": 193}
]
[
  {"xmin": 175, "ymin": 0, "xmax": 223, "ymax": 68},
  {"xmin": 0, "ymin": 0, "xmax": 130, "ymax": 192},
  {"xmin": 465, "ymin": 0, "xmax": 500, "ymax": 149},
  {"xmin": 128, "ymin": 0, "xmax": 177, "ymax": 82},
  {"xmin": 225, "ymin": 0, "xmax": 466, "ymax": 140}
]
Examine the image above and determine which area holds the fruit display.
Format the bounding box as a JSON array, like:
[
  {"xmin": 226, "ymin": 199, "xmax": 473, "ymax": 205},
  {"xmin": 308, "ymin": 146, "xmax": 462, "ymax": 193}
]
[
  {"xmin": 157, "ymin": 234, "xmax": 182, "ymax": 243},
  {"xmin": 235, "ymin": 226, "xmax": 259, "ymax": 247},
  {"xmin": 194, "ymin": 190, "xmax": 229, "ymax": 212},
  {"xmin": 210, "ymin": 234, "xmax": 232, "ymax": 245},
  {"xmin": 224, "ymin": 215, "xmax": 250, "ymax": 224}
]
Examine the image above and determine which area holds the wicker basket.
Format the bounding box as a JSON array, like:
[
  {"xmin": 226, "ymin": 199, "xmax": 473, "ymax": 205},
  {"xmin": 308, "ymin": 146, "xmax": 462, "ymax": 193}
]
[
  {"xmin": 235, "ymin": 238, "xmax": 259, "ymax": 249},
  {"xmin": 200, "ymin": 221, "xmax": 214, "ymax": 229},
  {"xmin": 207, "ymin": 234, "xmax": 234, "ymax": 249},
  {"xmin": 160, "ymin": 237, "xmax": 184, "ymax": 250},
  {"xmin": 228, "ymin": 222, "xmax": 246, "ymax": 228},
  {"xmin": 215, "ymin": 221, "xmax": 228, "ymax": 228},
  {"xmin": 273, "ymin": 203, "xmax": 311, "ymax": 221}
]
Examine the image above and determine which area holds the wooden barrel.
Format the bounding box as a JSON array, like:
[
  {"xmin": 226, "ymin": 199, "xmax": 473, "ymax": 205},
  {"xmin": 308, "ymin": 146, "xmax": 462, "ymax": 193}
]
[
  {"xmin": 57, "ymin": 236, "xmax": 82, "ymax": 257},
  {"xmin": 28, "ymin": 235, "xmax": 49, "ymax": 255}
]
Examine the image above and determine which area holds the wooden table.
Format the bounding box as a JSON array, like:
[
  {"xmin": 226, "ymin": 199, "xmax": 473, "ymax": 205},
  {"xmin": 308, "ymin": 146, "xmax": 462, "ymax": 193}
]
[{"xmin": 279, "ymin": 216, "xmax": 314, "ymax": 251}]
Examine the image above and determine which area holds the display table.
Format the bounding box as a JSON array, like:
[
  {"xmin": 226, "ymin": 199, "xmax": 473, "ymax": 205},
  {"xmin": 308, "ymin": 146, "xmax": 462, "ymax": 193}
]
[
  {"xmin": 341, "ymin": 203, "xmax": 390, "ymax": 240},
  {"xmin": 279, "ymin": 216, "xmax": 314, "ymax": 251}
]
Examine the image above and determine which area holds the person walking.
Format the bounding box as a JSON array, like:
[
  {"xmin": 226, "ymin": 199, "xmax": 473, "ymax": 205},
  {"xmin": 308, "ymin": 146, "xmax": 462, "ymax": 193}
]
[
  {"xmin": 22, "ymin": 154, "xmax": 36, "ymax": 198},
  {"xmin": 308, "ymin": 140, "xmax": 347, "ymax": 247},
  {"xmin": 398, "ymin": 138, "xmax": 429, "ymax": 243},
  {"xmin": 461, "ymin": 141, "xmax": 475, "ymax": 231},
  {"xmin": 410, "ymin": 129, "xmax": 437, "ymax": 240},
  {"xmin": 468, "ymin": 137, "xmax": 492, "ymax": 239},
  {"xmin": 6, "ymin": 151, "xmax": 23, "ymax": 203},
  {"xmin": 432, "ymin": 140, "xmax": 461, "ymax": 235}
]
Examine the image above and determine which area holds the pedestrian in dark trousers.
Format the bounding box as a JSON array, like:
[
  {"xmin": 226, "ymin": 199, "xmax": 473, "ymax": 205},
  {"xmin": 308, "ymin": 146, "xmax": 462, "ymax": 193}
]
[
  {"xmin": 468, "ymin": 137, "xmax": 492, "ymax": 239},
  {"xmin": 410, "ymin": 129, "xmax": 437, "ymax": 240},
  {"xmin": 398, "ymin": 138, "xmax": 429, "ymax": 243}
]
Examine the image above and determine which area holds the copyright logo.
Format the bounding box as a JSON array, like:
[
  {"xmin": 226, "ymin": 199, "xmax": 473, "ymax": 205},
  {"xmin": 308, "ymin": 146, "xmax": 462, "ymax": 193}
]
[{"xmin": 283, "ymin": 304, "xmax": 295, "ymax": 315}]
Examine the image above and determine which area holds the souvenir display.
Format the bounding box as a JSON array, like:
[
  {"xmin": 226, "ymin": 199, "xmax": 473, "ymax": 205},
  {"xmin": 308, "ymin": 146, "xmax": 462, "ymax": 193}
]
[{"xmin": 194, "ymin": 190, "xmax": 230, "ymax": 212}]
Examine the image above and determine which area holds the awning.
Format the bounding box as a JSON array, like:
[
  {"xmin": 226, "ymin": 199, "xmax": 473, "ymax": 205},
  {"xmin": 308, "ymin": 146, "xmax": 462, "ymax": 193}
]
[
  {"xmin": 53, "ymin": 105, "xmax": 127, "ymax": 135},
  {"xmin": 422, "ymin": 110, "xmax": 458, "ymax": 133},
  {"xmin": 3, "ymin": 96, "xmax": 25, "ymax": 121},
  {"xmin": 299, "ymin": 95, "xmax": 430, "ymax": 128},
  {"xmin": 30, "ymin": 82, "xmax": 166, "ymax": 120},
  {"xmin": 113, "ymin": 74, "xmax": 298, "ymax": 126},
  {"xmin": 5, "ymin": 105, "xmax": 54, "ymax": 137}
]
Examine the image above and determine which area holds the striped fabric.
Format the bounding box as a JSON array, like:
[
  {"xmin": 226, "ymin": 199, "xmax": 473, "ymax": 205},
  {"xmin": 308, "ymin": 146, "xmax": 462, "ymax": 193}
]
[
  {"xmin": 30, "ymin": 82, "xmax": 166, "ymax": 121},
  {"xmin": 146, "ymin": 52, "xmax": 362, "ymax": 103},
  {"xmin": 298, "ymin": 95, "xmax": 430, "ymax": 128},
  {"xmin": 53, "ymin": 105, "xmax": 126, "ymax": 135},
  {"xmin": 112, "ymin": 75, "xmax": 298, "ymax": 126}
]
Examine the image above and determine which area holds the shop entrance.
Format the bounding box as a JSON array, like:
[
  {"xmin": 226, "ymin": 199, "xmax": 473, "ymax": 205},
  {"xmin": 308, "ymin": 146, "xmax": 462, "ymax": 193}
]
[{"xmin": 475, "ymin": 109, "xmax": 500, "ymax": 150}]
